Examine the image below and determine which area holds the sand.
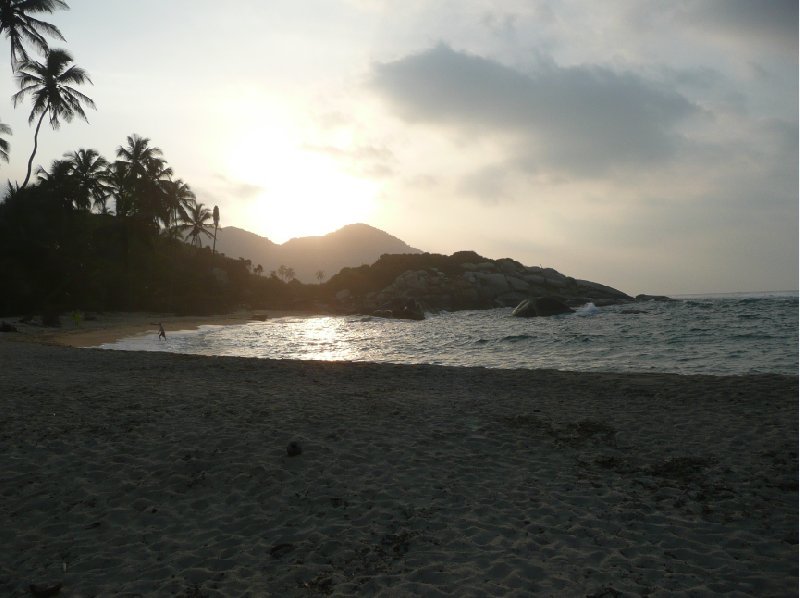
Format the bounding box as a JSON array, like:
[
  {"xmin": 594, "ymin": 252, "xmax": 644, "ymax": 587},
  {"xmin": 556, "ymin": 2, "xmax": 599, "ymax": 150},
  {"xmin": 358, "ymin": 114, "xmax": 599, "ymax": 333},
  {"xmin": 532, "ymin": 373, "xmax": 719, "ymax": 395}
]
[
  {"xmin": 2, "ymin": 310, "xmax": 308, "ymax": 348},
  {"xmin": 0, "ymin": 328, "xmax": 797, "ymax": 596}
]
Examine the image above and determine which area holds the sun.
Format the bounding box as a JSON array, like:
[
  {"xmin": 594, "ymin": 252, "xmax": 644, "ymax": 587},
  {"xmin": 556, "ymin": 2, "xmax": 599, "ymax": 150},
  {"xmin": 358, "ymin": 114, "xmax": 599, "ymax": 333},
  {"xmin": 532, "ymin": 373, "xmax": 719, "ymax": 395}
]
[{"xmin": 225, "ymin": 126, "xmax": 378, "ymax": 243}]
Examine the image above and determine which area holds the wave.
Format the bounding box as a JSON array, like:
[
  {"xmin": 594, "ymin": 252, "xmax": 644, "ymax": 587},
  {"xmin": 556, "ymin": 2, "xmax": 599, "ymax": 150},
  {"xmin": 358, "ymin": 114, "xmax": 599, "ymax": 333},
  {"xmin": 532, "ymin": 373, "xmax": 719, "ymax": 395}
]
[
  {"xmin": 575, "ymin": 302, "xmax": 600, "ymax": 316},
  {"xmin": 499, "ymin": 334, "xmax": 534, "ymax": 343}
]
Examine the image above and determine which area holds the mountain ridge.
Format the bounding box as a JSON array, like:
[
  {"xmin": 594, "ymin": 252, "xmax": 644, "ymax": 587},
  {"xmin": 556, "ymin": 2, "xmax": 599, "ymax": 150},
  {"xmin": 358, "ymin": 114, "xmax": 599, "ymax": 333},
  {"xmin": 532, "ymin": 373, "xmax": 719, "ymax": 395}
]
[{"xmin": 213, "ymin": 223, "xmax": 422, "ymax": 283}]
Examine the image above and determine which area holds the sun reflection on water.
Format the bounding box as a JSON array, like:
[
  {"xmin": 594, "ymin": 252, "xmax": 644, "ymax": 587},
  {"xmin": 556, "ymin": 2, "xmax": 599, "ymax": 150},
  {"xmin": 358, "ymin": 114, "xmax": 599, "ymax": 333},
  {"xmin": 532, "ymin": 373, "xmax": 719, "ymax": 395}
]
[{"xmin": 280, "ymin": 316, "xmax": 358, "ymax": 362}]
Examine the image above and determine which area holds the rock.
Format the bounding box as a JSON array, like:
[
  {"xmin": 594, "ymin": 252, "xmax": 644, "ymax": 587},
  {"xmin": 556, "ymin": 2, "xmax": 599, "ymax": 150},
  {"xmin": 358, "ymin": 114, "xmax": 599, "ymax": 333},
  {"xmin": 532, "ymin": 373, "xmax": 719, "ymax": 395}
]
[
  {"xmin": 372, "ymin": 298, "xmax": 425, "ymax": 320},
  {"xmin": 286, "ymin": 441, "xmax": 302, "ymax": 457},
  {"xmin": 0, "ymin": 321, "xmax": 18, "ymax": 333},
  {"xmin": 41, "ymin": 311, "xmax": 61, "ymax": 327},
  {"xmin": 506, "ymin": 276, "xmax": 530, "ymax": 292},
  {"xmin": 512, "ymin": 297, "xmax": 575, "ymax": 317},
  {"xmin": 635, "ymin": 294, "xmax": 674, "ymax": 302}
]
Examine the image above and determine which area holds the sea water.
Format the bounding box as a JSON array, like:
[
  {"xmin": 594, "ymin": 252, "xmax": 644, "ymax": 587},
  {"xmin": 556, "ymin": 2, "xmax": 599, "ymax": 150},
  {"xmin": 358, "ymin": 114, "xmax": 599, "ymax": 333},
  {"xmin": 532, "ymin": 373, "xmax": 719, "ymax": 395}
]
[{"xmin": 100, "ymin": 293, "xmax": 798, "ymax": 376}]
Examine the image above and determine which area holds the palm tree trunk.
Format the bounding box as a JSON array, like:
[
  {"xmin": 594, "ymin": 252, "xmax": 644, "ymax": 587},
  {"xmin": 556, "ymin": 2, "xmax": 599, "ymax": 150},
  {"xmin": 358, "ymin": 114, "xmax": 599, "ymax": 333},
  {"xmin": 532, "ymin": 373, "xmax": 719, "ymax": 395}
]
[
  {"xmin": 212, "ymin": 224, "xmax": 218, "ymax": 253},
  {"xmin": 21, "ymin": 111, "xmax": 48, "ymax": 188}
]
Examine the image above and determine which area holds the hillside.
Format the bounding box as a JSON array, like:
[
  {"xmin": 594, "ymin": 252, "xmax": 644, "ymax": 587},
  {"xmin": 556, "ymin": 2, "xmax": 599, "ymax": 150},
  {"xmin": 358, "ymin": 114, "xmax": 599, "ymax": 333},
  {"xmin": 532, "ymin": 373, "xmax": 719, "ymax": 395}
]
[{"xmin": 214, "ymin": 223, "xmax": 422, "ymax": 283}]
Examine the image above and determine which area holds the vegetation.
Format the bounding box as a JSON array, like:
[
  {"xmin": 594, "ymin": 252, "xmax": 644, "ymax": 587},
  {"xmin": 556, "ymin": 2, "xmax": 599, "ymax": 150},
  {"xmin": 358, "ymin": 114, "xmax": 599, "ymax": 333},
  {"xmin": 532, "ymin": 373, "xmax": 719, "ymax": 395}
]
[
  {"xmin": 13, "ymin": 47, "xmax": 95, "ymax": 187},
  {"xmin": 0, "ymin": 131, "xmax": 337, "ymax": 317},
  {"xmin": 0, "ymin": 1, "xmax": 418, "ymax": 320},
  {"xmin": 0, "ymin": 0, "xmax": 68, "ymax": 69}
]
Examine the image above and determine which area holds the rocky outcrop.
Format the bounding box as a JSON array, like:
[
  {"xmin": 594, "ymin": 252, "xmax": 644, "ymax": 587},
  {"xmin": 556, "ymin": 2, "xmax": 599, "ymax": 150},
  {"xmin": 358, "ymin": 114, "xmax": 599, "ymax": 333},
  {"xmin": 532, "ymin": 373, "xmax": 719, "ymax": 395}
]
[
  {"xmin": 635, "ymin": 294, "xmax": 675, "ymax": 302},
  {"xmin": 512, "ymin": 297, "xmax": 574, "ymax": 318},
  {"xmin": 328, "ymin": 252, "xmax": 634, "ymax": 315}
]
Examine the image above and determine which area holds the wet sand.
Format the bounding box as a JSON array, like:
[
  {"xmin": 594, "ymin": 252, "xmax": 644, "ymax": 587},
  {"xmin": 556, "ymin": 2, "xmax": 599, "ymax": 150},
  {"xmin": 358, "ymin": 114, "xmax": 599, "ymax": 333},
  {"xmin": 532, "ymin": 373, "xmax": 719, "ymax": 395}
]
[
  {"xmin": 0, "ymin": 331, "xmax": 796, "ymax": 596},
  {"xmin": 2, "ymin": 310, "xmax": 309, "ymax": 348}
]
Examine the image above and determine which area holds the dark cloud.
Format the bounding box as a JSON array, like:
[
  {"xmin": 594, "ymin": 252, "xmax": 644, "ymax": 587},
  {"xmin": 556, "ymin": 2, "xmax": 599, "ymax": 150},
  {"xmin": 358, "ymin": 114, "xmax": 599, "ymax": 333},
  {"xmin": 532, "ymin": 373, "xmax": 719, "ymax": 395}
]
[
  {"xmin": 457, "ymin": 164, "xmax": 515, "ymax": 204},
  {"xmin": 682, "ymin": 0, "xmax": 798, "ymax": 50},
  {"xmin": 370, "ymin": 45, "xmax": 699, "ymax": 176}
]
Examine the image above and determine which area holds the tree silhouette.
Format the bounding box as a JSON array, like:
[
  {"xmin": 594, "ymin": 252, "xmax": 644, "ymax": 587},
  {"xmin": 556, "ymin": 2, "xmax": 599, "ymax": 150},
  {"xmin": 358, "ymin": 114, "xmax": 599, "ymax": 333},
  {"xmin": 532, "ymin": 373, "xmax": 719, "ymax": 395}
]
[
  {"xmin": 114, "ymin": 134, "xmax": 172, "ymax": 226},
  {"xmin": 212, "ymin": 204, "xmax": 220, "ymax": 253},
  {"xmin": 254, "ymin": 264, "xmax": 263, "ymax": 276},
  {"xmin": 161, "ymin": 178, "xmax": 194, "ymax": 237},
  {"xmin": 36, "ymin": 157, "xmax": 76, "ymax": 207},
  {"xmin": 315, "ymin": 269, "xmax": 325, "ymax": 284},
  {"xmin": 63, "ymin": 148, "xmax": 109, "ymax": 211},
  {"xmin": 180, "ymin": 199, "xmax": 213, "ymax": 247},
  {"xmin": 12, "ymin": 48, "xmax": 95, "ymax": 188},
  {"xmin": 0, "ymin": 0, "xmax": 68, "ymax": 69},
  {"xmin": 104, "ymin": 160, "xmax": 129, "ymax": 217},
  {"xmin": 0, "ymin": 119, "xmax": 10, "ymax": 163},
  {"xmin": 277, "ymin": 264, "xmax": 295, "ymax": 282}
]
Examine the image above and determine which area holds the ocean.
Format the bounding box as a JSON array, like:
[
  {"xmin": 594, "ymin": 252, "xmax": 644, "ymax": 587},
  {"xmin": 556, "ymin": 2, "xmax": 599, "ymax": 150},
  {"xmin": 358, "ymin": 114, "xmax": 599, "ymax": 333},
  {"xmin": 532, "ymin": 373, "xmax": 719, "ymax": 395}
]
[{"xmin": 100, "ymin": 293, "xmax": 798, "ymax": 376}]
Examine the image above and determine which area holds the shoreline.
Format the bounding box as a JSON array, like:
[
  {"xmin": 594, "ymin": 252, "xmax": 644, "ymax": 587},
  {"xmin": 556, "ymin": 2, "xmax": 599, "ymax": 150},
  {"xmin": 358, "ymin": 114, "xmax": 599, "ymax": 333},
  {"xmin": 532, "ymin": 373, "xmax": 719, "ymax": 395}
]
[
  {"xmin": 1, "ymin": 338, "xmax": 797, "ymax": 595},
  {"xmin": 0, "ymin": 309, "xmax": 317, "ymax": 348}
]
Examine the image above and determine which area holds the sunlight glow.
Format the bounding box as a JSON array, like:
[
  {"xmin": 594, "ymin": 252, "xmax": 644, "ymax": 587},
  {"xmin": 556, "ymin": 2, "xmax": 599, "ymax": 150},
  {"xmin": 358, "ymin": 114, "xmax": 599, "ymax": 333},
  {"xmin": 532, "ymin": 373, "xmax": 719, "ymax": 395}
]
[
  {"xmin": 283, "ymin": 317, "xmax": 358, "ymax": 362},
  {"xmin": 226, "ymin": 125, "xmax": 378, "ymax": 243}
]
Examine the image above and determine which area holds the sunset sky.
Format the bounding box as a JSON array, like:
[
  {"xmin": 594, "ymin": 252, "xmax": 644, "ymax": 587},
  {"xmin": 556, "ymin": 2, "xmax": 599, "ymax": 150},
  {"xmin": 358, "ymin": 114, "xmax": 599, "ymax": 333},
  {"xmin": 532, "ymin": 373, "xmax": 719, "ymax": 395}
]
[{"xmin": 1, "ymin": 0, "xmax": 796, "ymax": 295}]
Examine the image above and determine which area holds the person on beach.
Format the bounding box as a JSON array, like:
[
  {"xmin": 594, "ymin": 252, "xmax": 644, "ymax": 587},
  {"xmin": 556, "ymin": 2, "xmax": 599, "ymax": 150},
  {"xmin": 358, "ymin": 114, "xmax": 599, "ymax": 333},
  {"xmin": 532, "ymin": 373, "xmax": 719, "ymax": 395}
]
[{"xmin": 158, "ymin": 322, "xmax": 166, "ymax": 341}]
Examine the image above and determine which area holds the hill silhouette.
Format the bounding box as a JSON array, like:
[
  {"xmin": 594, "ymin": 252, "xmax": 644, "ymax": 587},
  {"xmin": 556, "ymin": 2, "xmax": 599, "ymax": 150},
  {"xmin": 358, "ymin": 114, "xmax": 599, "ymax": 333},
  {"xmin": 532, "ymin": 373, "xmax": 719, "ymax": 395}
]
[{"xmin": 214, "ymin": 223, "xmax": 422, "ymax": 283}]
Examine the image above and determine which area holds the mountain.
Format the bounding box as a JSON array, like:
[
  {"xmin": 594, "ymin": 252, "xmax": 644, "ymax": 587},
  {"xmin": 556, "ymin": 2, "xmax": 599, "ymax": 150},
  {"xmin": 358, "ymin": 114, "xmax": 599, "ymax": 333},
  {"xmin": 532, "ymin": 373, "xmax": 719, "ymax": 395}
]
[{"xmin": 213, "ymin": 223, "xmax": 422, "ymax": 283}]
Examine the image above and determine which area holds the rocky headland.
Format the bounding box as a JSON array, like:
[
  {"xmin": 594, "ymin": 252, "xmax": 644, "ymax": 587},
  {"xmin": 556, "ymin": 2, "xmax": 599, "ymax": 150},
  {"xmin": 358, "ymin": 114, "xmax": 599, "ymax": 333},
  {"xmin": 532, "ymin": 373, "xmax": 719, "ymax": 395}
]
[{"xmin": 325, "ymin": 251, "xmax": 635, "ymax": 317}]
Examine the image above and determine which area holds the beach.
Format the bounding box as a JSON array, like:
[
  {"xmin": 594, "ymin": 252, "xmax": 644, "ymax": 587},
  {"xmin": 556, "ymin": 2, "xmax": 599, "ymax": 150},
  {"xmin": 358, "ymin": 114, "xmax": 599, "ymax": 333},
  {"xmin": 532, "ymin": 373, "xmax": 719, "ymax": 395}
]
[
  {"xmin": 0, "ymin": 328, "xmax": 797, "ymax": 596},
  {"xmin": 3, "ymin": 310, "xmax": 305, "ymax": 349}
]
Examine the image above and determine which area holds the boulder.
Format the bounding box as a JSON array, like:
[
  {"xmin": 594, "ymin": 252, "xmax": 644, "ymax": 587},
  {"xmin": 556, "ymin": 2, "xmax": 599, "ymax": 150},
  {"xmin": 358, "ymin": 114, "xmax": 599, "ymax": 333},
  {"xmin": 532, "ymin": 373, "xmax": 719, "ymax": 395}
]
[
  {"xmin": 512, "ymin": 297, "xmax": 575, "ymax": 318},
  {"xmin": 635, "ymin": 294, "xmax": 674, "ymax": 302}
]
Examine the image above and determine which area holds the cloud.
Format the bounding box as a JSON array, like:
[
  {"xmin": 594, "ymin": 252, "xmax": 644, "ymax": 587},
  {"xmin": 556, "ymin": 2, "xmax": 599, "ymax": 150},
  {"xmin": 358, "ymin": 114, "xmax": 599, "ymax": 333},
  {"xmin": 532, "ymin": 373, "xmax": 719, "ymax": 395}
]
[
  {"xmin": 211, "ymin": 174, "xmax": 266, "ymax": 200},
  {"xmin": 370, "ymin": 44, "xmax": 699, "ymax": 176},
  {"xmin": 680, "ymin": 0, "xmax": 798, "ymax": 51},
  {"xmin": 303, "ymin": 143, "xmax": 396, "ymax": 178}
]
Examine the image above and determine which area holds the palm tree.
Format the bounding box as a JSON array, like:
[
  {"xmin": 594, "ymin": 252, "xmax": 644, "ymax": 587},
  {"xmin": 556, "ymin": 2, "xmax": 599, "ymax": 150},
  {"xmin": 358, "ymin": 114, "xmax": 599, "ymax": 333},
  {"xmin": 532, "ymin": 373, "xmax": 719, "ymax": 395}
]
[
  {"xmin": 212, "ymin": 205, "xmax": 219, "ymax": 253},
  {"xmin": 277, "ymin": 264, "xmax": 295, "ymax": 282},
  {"xmin": 0, "ymin": 119, "xmax": 10, "ymax": 163},
  {"xmin": 104, "ymin": 160, "xmax": 129, "ymax": 217},
  {"xmin": 114, "ymin": 134, "xmax": 171, "ymax": 225},
  {"xmin": 115, "ymin": 134, "xmax": 163, "ymax": 181},
  {"xmin": 12, "ymin": 48, "xmax": 95, "ymax": 188},
  {"xmin": 63, "ymin": 148, "xmax": 109, "ymax": 211},
  {"xmin": 36, "ymin": 157, "xmax": 77, "ymax": 208},
  {"xmin": 161, "ymin": 178, "xmax": 194, "ymax": 236},
  {"xmin": 315, "ymin": 270, "xmax": 325, "ymax": 284},
  {"xmin": 181, "ymin": 200, "xmax": 214, "ymax": 247},
  {"xmin": 0, "ymin": 0, "xmax": 68, "ymax": 69},
  {"xmin": 254, "ymin": 264, "xmax": 263, "ymax": 277}
]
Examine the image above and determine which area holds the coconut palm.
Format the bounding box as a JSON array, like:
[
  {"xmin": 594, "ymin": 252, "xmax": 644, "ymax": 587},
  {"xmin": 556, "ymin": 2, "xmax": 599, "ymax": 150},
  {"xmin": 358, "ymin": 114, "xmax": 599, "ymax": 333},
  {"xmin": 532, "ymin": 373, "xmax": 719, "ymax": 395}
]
[
  {"xmin": 12, "ymin": 48, "xmax": 95, "ymax": 188},
  {"xmin": 114, "ymin": 134, "xmax": 172, "ymax": 225},
  {"xmin": 0, "ymin": 119, "xmax": 10, "ymax": 163},
  {"xmin": 115, "ymin": 134, "xmax": 163, "ymax": 182},
  {"xmin": 181, "ymin": 200, "xmax": 214, "ymax": 247},
  {"xmin": 63, "ymin": 148, "xmax": 109, "ymax": 211},
  {"xmin": 36, "ymin": 157, "xmax": 77, "ymax": 207},
  {"xmin": 0, "ymin": 0, "xmax": 68, "ymax": 69},
  {"xmin": 104, "ymin": 160, "xmax": 130, "ymax": 217},
  {"xmin": 161, "ymin": 178, "xmax": 194, "ymax": 236}
]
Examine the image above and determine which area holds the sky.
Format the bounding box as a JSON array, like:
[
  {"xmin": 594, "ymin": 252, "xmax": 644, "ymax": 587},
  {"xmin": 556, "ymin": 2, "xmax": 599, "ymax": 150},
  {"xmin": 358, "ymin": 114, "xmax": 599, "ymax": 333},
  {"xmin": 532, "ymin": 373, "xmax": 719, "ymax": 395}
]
[{"xmin": 0, "ymin": 0, "xmax": 797, "ymax": 295}]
